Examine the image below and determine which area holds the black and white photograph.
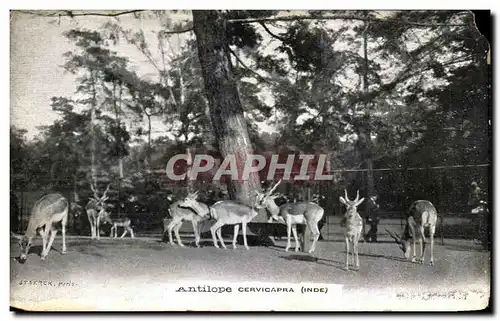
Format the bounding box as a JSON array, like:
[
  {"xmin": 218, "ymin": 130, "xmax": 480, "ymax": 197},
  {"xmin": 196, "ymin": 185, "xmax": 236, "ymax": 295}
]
[{"xmin": 9, "ymin": 9, "xmax": 491, "ymax": 311}]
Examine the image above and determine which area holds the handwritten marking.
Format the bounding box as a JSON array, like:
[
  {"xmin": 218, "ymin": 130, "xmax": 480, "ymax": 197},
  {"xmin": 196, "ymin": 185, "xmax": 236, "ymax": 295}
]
[{"xmin": 18, "ymin": 280, "xmax": 77, "ymax": 287}]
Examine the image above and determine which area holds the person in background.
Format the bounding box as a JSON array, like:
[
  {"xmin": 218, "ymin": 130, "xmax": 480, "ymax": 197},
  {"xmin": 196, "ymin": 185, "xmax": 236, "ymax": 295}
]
[
  {"xmin": 365, "ymin": 195, "xmax": 380, "ymax": 243},
  {"xmin": 468, "ymin": 181, "xmax": 488, "ymax": 248},
  {"xmin": 468, "ymin": 181, "xmax": 483, "ymax": 210}
]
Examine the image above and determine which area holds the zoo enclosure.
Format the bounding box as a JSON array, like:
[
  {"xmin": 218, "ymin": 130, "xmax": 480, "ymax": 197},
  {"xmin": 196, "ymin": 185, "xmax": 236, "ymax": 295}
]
[{"xmin": 11, "ymin": 164, "xmax": 490, "ymax": 243}]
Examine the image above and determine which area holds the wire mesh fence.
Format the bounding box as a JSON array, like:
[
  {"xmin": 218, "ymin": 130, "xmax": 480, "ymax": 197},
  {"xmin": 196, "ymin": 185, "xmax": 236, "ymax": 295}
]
[{"xmin": 10, "ymin": 164, "xmax": 490, "ymax": 246}]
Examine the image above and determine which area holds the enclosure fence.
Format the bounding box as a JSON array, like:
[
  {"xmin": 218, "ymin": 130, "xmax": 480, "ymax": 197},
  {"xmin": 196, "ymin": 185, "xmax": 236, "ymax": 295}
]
[{"xmin": 10, "ymin": 163, "xmax": 490, "ymax": 246}]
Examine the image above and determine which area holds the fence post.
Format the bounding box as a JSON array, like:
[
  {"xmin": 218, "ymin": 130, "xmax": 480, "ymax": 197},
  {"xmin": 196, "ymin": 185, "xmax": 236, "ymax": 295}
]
[
  {"xmin": 301, "ymin": 184, "xmax": 313, "ymax": 253},
  {"xmin": 66, "ymin": 190, "xmax": 72, "ymax": 234},
  {"xmin": 20, "ymin": 191, "xmax": 24, "ymax": 232},
  {"xmin": 440, "ymin": 214, "xmax": 445, "ymax": 246}
]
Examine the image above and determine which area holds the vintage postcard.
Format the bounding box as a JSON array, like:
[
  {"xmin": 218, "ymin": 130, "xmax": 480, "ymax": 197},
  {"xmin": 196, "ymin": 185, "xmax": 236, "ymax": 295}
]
[{"xmin": 10, "ymin": 9, "xmax": 491, "ymax": 311}]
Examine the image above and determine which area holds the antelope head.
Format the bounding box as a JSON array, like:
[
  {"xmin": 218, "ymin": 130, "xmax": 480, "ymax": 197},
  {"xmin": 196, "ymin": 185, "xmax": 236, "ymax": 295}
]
[
  {"xmin": 339, "ymin": 189, "xmax": 364, "ymax": 216},
  {"xmin": 11, "ymin": 232, "xmax": 32, "ymax": 264},
  {"xmin": 255, "ymin": 179, "xmax": 282, "ymax": 209},
  {"xmin": 90, "ymin": 183, "xmax": 111, "ymax": 210},
  {"xmin": 99, "ymin": 210, "xmax": 113, "ymax": 225},
  {"xmin": 386, "ymin": 228, "xmax": 411, "ymax": 260},
  {"xmin": 178, "ymin": 190, "xmax": 209, "ymax": 218}
]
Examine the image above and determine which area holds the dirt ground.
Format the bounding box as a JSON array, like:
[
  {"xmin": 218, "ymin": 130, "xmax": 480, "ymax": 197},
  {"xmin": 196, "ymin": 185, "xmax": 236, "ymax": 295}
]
[{"xmin": 10, "ymin": 235, "xmax": 490, "ymax": 311}]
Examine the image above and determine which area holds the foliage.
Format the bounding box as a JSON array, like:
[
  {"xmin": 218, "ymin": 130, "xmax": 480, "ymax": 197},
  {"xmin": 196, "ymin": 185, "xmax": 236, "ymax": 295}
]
[{"xmin": 11, "ymin": 10, "xmax": 490, "ymax": 213}]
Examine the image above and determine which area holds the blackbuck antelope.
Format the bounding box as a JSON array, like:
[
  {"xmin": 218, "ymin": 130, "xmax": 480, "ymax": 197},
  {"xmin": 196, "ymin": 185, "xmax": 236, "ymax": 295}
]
[
  {"xmin": 264, "ymin": 193, "xmax": 325, "ymax": 253},
  {"xmin": 386, "ymin": 200, "xmax": 438, "ymax": 265},
  {"xmin": 202, "ymin": 180, "xmax": 282, "ymax": 250},
  {"xmin": 86, "ymin": 183, "xmax": 111, "ymax": 240},
  {"xmin": 101, "ymin": 212, "xmax": 135, "ymax": 239},
  {"xmin": 165, "ymin": 191, "xmax": 210, "ymax": 247},
  {"xmin": 12, "ymin": 193, "xmax": 68, "ymax": 264},
  {"xmin": 339, "ymin": 190, "xmax": 364, "ymax": 271}
]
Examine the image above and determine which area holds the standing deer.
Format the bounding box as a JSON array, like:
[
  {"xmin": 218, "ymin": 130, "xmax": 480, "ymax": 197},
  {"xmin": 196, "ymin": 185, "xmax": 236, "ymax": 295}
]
[
  {"xmin": 100, "ymin": 212, "xmax": 135, "ymax": 239},
  {"xmin": 339, "ymin": 190, "xmax": 364, "ymax": 271},
  {"xmin": 263, "ymin": 192, "xmax": 325, "ymax": 253},
  {"xmin": 165, "ymin": 191, "xmax": 210, "ymax": 247},
  {"xmin": 11, "ymin": 193, "xmax": 68, "ymax": 263},
  {"xmin": 386, "ymin": 200, "xmax": 438, "ymax": 265},
  {"xmin": 86, "ymin": 183, "xmax": 111, "ymax": 240},
  {"xmin": 181, "ymin": 181, "xmax": 282, "ymax": 250}
]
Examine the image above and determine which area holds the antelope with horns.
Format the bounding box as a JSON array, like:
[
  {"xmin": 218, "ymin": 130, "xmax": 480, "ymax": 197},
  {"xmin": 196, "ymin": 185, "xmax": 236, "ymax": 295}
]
[
  {"xmin": 11, "ymin": 193, "xmax": 68, "ymax": 264},
  {"xmin": 386, "ymin": 200, "xmax": 438, "ymax": 265},
  {"xmin": 339, "ymin": 190, "xmax": 364, "ymax": 271},
  {"xmin": 264, "ymin": 193, "xmax": 325, "ymax": 254},
  {"xmin": 164, "ymin": 190, "xmax": 210, "ymax": 247},
  {"xmin": 180, "ymin": 181, "xmax": 282, "ymax": 250},
  {"xmin": 86, "ymin": 183, "xmax": 111, "ymax": 240}
]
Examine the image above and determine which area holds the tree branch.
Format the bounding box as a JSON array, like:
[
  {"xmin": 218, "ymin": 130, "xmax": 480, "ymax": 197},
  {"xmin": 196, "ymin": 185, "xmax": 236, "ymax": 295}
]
[
  {"xmin": 228, "ymin": 14, "xmax": 470, "ymax": 27},
  {"xmin": 161, "ymin": 28, "xmax": 194, "ymax": 35},
  {"xmin": 228, "ymin": 47, "xmax": 273, "ymax": 85},
  {"xmin": 17, "ymin": 10, "xmax": 194, "ymax": 34},
  {"xmin": 17, "ymin": 10, "xmax": 145, "ymax": 18},
  {"xmin": 259, "ymin": 22, "xmax": 288, "ymax": 42}
]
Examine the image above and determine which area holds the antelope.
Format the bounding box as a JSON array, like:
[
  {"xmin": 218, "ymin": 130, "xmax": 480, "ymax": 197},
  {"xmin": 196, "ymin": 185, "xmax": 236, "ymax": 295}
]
[
  {"xmin": 11, "ymin": 193, "xmax": 68, "ymax": 264},
  {"xmin": 86, "ymin": 183, "xmax": 111, "ymax": 240},
  {"xmin": 264, "ymin": 192, "xmax": 325, "ymax": 253},
  {"xmin": 100, "ymin": 212, "xmax": 135, "ymax": 238},
  {"xmin": 339, "ymin": 190, "xmax": 364, "ymax": 271},
  {"xmin": 196, "ymin": 180, "xmax": 282, "ymax": 250},
  {"xmin": 165, "ymin": 191, "xmax": 210, "ymax": 247},
  {"xmin": 386, "ymin": 200, "xmax": 438, "ymax": 265}
]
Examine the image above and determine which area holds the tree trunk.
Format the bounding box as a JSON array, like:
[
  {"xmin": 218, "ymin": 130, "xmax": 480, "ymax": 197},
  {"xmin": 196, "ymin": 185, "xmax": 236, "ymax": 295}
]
[
  {"xmin": 192, "ymin": 10, "xmax": 262, "ymax": 210},
  {"xmin": 178, "ymin": 64, "xmax": 194, "ymax": 194},
  {"xmin": 90, "ymin": 70, "xmax": 98, "ymax": 186},
  {"xmin": 362, "ymin": 18, "xmax": 375, "ymax": 207},
  {"xmin": 147, "ymin": 114, "xmax": 152, "ymax": 168}
]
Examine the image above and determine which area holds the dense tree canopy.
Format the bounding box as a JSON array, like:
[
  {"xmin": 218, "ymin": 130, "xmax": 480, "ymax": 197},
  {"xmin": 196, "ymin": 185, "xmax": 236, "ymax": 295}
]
[{"xmin": 11, "ymin": 10, "xmax": 490, "ymax": 213}]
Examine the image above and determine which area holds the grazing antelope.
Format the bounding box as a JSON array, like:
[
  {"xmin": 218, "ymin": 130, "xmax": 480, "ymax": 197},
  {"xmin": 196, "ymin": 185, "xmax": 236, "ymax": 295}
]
[
  {"xmin": 339, "ymin": 190, "xmax": 364, "ymax": 271},
  {"xmin": 86, "ymin": 183, "xmax": 111, "ymax": 240},
  {"xmin": 264, "ymin": 192, "xmax": 325, "ymax": 253},
  {"xmin": 386, "ymin": 200, "xmax": 438, "ymax": 265},
  {"xmin": 11, "ymin": 193, "xmax": 68, "ymax": 263},
  {"xmin": 202, "ymin": 180, "xmax": 282, "ymax": 250},
  {"xmin": 101, "ymin": 212, "xmax": 135, "ymax": 238},
  {"xmin": 165, "ymin": 191, "xmax": 210, "ymax": 247}
]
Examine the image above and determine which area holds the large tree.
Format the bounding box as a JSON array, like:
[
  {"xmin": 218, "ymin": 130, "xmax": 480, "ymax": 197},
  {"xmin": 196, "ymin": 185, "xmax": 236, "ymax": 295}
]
[{"xmin": 192, "ymin": 10, "xmax": 263, "ymax": 208}]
